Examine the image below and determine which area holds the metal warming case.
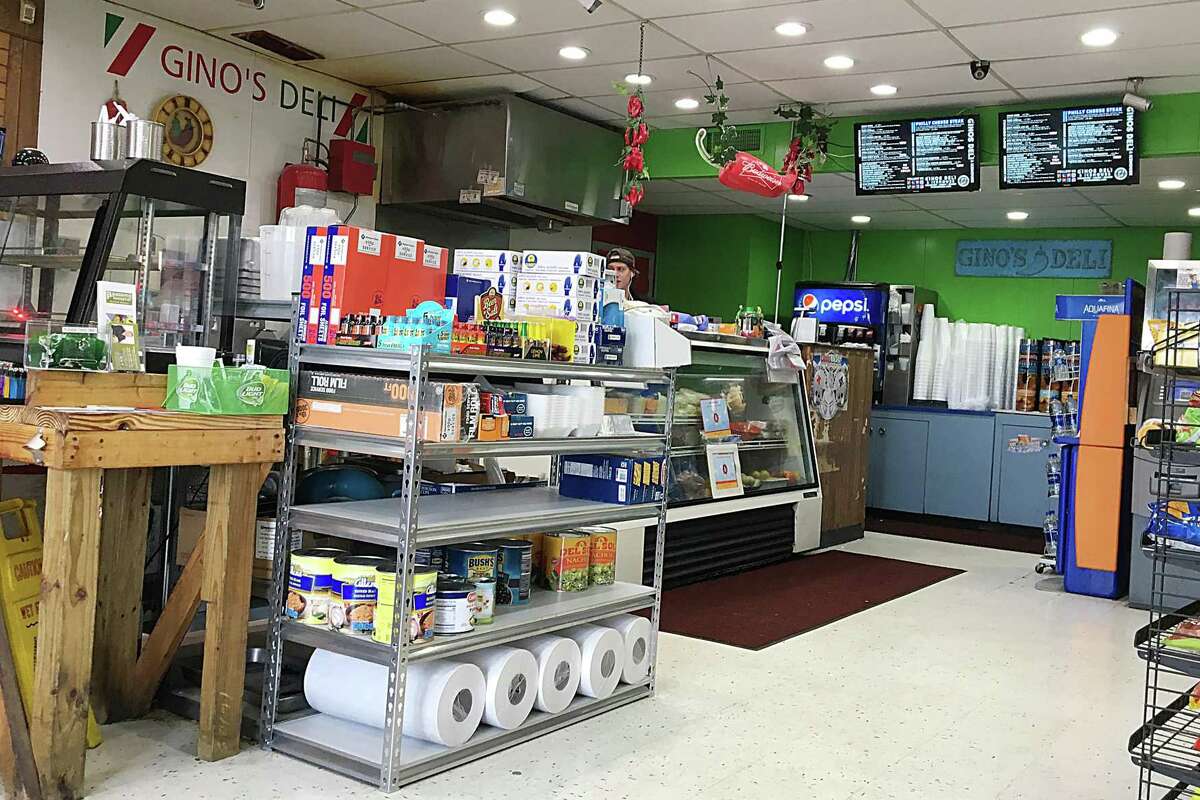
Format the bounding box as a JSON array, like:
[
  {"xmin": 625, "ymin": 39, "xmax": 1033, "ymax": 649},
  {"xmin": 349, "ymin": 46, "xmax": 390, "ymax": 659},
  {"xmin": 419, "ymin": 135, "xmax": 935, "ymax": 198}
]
[
  {"xmin": 0, "ymin": 159, "xmax": 245, "ymax": 361},
  {"xmin": 381, "ymin": 95, "xmax": 625, "ymax": 228},
  {"xmin": 636, "ymin": 334, "xmax": 822, "ymax": 588}
]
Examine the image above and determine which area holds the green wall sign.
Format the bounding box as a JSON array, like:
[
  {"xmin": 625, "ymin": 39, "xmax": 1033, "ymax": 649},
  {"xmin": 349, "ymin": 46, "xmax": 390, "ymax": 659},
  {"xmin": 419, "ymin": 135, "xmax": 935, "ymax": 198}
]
[{"xmin": 954, "ymin": 239, "xmax": 1112, "ymax": 278}]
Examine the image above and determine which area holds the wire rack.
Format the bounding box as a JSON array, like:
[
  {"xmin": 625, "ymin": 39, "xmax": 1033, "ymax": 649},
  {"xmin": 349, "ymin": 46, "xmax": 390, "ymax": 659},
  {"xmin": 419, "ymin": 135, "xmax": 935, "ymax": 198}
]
[{"xmin": 1135, "ymin": 287, "xmax": 1200, "ymax": 799}]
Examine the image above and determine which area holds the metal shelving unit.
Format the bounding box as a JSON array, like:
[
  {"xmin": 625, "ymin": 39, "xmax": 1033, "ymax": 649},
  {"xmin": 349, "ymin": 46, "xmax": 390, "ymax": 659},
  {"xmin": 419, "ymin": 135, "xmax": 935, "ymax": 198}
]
[
  {"xmin": 1134, "ymin": 287, "xmax": 1200, "ymax": 800},
  {"xmin": 259, "ymin": 339, "xmax": 676, "ymax": 792}
]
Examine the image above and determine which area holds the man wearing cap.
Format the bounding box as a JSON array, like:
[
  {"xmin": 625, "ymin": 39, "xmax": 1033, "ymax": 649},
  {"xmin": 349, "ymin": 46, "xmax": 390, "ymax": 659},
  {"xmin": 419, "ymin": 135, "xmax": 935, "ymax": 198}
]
[{"xmin": 606, "ymin": 247, "xmax": 640, "ymax": 301}]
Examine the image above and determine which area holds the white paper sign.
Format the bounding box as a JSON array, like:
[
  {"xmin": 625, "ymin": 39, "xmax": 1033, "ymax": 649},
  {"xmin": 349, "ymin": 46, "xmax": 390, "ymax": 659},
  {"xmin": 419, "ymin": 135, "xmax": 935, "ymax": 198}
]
[{"xmin": 705, "ymin": 443, "xmax": 744, "ymax": 499}]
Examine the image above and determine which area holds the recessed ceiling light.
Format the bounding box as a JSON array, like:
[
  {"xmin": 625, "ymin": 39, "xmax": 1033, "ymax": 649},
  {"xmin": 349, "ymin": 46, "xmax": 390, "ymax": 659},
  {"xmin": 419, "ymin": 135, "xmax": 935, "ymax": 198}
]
[
  {"xmin": 1007, "ymin": 211, "xmax": 1029, "ymax": 221},
  {"xmin": 559, "ymin": 46, "xmax": 589, "ymax": 60},
  {"xmin": 624, "ymin": 73, "xmax": 653, "ymax": 85},
  {"xmin": 1159, "ymin": 179, "xmax": 1187, "ymax": 190},
  {"xmin": 823, "ymin": 55, "xmax": 854, "ymax": 70},
  {"xmin": 483, "ymin": 8, "xmax": 516, "ymax": 26},
  {"xmin": 674, "ymin": 97, "xmax": 699, "ymax": 110},
  {"xmin": 870, "ymin": 83, "xmax": 898, "ymax": 96},
  {"xmin": 788, "ymin": 193, "xmax": 810, "ymax": 202},
  {"xmin": 1189, "ymin": 207, "xmax": 1200, "ymax": 218},
  {"xmin": 1081, "ymin": 27, "xmax": 1118, "ymax": 47},
  {"xmin": 851, "ymin": 215, "xmax": 871, "ymax": 224},
  {"xmin": 774, "ymin": 21, "xmax": 808, "ymax": 36}
]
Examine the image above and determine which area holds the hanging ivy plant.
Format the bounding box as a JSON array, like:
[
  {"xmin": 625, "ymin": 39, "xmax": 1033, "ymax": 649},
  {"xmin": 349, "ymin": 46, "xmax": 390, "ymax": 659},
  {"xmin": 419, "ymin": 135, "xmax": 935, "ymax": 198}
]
[
  {"xmin": 775, "ymin": 103, "xmax": 834, "ymax": 174},
  {"xmin": 697, "ymin": 75, "xmax": 737, "ymax": 166}
]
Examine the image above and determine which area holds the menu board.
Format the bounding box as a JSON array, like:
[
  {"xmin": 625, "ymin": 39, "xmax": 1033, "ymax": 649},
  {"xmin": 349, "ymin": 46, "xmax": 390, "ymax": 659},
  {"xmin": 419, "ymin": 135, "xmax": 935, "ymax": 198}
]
[
  {"xmin": 855, "ymin": 115, "xmax": 979, "ymax": 195},
  {"xmin": 1000, "ymin": 105, "xmax": 1138, "ymax": 189}
]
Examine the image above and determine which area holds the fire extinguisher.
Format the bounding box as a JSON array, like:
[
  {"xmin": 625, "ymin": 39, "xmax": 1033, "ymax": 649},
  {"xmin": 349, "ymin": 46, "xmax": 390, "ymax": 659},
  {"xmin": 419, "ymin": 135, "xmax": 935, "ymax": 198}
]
[{"xmin": 276, "ymin": 162, "xmax": 328, "ymax": 223}]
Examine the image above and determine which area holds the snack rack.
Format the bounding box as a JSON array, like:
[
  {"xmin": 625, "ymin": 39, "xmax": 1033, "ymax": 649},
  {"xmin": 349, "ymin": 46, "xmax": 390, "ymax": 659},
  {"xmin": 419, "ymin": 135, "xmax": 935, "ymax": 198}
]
[
  {"xmin": 257, "ymin": 335, "xmax": 676, "ymax": 792},
  {"xmin": 1131, "ymin": 287, "xmax": 1200, "ymax": 799}
]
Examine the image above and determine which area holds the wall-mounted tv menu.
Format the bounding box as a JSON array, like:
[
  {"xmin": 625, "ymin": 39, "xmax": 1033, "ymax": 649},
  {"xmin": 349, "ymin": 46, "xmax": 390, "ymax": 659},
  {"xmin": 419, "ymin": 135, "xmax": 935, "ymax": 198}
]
[
  {"xmin": 1000, "ymin": 104, "xmax": 1137, "ymax": 189},
  {"xmin": 854, "ymin": 115, "xmax": 979, "ymax": 195}
]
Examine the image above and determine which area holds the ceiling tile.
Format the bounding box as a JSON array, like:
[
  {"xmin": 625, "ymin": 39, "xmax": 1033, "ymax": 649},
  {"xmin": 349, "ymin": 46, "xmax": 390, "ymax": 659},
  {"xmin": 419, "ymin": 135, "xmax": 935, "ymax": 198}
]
[
  {"xmin": 381, "ymin": 73, "xmax": 543, "ymax": 100},
  {"xmin": 542, "ymin": 97, "xmax": 624, "ymax": 122},
  {"xmin": 950, "ymin": 4, "xmax": 1200, "ymax": 63},
  {"xmin": 217, "ymin": 11, "xmax": 434, "ymax": 59},
  {"xmin": 937, "ymin": 205, "xmax": 1115, "ymax": 225},
  {"xmin": 458, "ymin": 21, "xmax": 696, "ymax": 73},
  {"xmin": 996, "ymin": 43, "xmax": 1200, "ymax": 89},
  {"xmin": 1018, "ymin": 76, "xmax": 1200, "ymax": 100},
  {"xmin": 586, "ymin": 81, "xmax": 785, "ymax": 116},
  {"xmin": 343, "ymin": 0, "xmax": 422, "ymax": 7},
  {"xmin": 119, "ymin": 0, "xmax": 347, "ymax": 30},
  {"xmin": 719, "ymin": 30, "xmax": 966, "ymax": 82},
  {"xmin": 644, "ymin": 179, "xmax": 714, "ymax": 195},
  {"xmin": 310, "ymin": 47, "xmax": 505, "ymax": 86},
  {"xmin": 520, "ymin": 84, "xmax": 571, "ymax": 101},
  {"xmin": 819, "ymin": 88, "xmax": 1019, "ymax": 116},
  {"xmin": 792, "ymin": 209, "xmax": 963, "ymax": 229},
  {"xmin": 618, "ymin": 0, "xmax": 802, "ymax": 18},
  {"xmin": 1102, "ymin": 205, "xmax": 1200, "ymax": 226},
  {"xmin": 910, "ymin": 0, "xmax": 1186, "ymax": 28},
  {"xmin": 655, "ymin": 0, "xmax": 934, "ymax": 55},
  {"xmin": 649, "ymin": 107, "xmax": 782, "ymax": 128},
  {"xmin": 770, "ymin": 66, "xmax": 1008, "ymax": 105},
  {"xmin": 528, "ymin": 55, "xmax": 750, "ymax": 98},
  {"xmin": 795, "ymin": 195, "xmax": 923, "ymax": 213},
  {"xmin": 638, "ymin": 190, "xmax": 746, "ymax": 208},
  {"xmin": 372, "ymin": 0, "xmax": 632, "ymax": 44}
]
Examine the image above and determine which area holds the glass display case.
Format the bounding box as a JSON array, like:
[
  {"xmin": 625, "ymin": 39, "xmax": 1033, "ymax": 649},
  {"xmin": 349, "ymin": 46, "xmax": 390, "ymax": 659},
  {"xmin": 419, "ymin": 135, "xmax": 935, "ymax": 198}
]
[{"xmin": 0, "ymin": 160, "xmax": 245, "ymax": 360}]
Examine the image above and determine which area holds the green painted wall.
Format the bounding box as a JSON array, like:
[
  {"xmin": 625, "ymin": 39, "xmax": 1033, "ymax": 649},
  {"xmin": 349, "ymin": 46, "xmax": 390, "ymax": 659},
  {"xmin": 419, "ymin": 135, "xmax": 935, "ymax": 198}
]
[
  {"xmin": 644, "ymin": 91, "xmax": 1200, "ymax": 180},
  {"xmin": 656, "ymin": 219, "xmax": 1200, "ymax": 338}
]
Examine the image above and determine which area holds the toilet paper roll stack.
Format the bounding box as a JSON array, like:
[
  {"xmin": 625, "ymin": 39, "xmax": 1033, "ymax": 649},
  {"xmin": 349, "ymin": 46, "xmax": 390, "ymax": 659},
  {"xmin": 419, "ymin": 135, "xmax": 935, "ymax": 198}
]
[
  {"xmin": 562, "ymin": 624, "xmax": 623, "ymax": 700},
  {"xmin": 304, "ymin": 650, "xmax": 486, "ymax": 747},
  {"xmin": 517, "ymin": 634, "xmax": 582, "ymax": 713},
  {"xmin": 458, "ymin": 646, "xmax": 539, "ymax": 730},
  {"xmin": 598, "ymin": 614, "xmax": 652, "ymax": 684}
]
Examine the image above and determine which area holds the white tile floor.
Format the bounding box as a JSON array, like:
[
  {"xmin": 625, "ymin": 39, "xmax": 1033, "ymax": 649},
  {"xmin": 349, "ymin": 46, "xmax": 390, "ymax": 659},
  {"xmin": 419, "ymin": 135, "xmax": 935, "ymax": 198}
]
[{"xmin": 81, "ymin": 532, "xmax": 1147, "ymax": 799}]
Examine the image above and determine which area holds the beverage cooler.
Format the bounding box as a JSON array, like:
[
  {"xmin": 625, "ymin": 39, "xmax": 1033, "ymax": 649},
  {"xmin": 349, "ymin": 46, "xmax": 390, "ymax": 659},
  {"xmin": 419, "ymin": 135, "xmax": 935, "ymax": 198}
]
[{"xmin": 790, "ymin": 281, "xmax": 937, "ymax": 404}]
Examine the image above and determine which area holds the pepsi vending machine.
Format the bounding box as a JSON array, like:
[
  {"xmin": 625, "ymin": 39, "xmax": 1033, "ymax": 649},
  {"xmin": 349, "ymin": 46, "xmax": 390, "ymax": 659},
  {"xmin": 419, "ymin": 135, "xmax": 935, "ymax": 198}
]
[{"xmin": 792, "ymin": 282, "xmax": 890, "ymax": 400}]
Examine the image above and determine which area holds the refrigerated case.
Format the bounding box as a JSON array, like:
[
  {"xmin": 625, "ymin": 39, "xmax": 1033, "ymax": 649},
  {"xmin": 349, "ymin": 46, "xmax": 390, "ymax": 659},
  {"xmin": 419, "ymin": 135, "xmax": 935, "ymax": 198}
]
[
  {"xmin": 635, "ymin": 334, "xmax": 822, "ymax": 588},
  {"xmin": 0, "ymin": 160, "xmax": 245, "ymax": 361}
]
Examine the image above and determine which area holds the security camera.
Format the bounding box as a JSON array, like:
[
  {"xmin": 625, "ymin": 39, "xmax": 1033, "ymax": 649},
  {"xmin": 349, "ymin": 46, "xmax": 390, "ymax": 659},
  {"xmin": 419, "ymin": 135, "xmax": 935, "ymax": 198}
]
[
  {"xmin": 1123, "ymin": 92, "xmax": 1152, "ymax": 112},
  {"xmin": 970, "ymin": 60, "xmax": 990, "ymax": 81},
  {"xmin": 577, "ymin": 0, "xmax": 602, "ymax": 12},
  {"xmin": 234, "ymin": 0, "xmax": 266, "ymax": 9}
]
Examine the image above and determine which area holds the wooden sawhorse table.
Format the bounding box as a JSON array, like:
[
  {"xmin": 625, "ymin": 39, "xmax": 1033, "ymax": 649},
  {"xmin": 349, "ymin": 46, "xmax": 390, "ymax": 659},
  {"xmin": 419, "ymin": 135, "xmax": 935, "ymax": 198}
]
[{"xmin": 0, "ymin": 406, "xmax": 284, "ymax": 800}]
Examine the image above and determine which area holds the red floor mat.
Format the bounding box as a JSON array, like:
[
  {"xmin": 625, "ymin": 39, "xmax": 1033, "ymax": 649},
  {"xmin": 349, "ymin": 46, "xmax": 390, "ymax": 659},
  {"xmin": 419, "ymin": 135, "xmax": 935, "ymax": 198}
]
[{"xmin": 657, "ymin": 550, "xmax": 964, "ymax": 650}]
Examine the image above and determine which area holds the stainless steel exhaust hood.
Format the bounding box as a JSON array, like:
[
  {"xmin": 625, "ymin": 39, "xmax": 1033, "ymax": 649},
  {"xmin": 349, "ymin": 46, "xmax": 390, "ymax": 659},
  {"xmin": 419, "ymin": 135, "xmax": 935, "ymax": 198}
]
[{"xmin": 381, "ymin": 95, "xmax": 627, "ymax": 228}]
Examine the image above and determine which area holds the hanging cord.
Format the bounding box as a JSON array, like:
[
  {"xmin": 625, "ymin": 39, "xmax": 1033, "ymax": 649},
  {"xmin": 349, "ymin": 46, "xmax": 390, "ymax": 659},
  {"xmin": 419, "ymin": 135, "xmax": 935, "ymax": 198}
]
[{"xmin": 637, "ymin": 21, "xmax": 645, "ymax": 78}]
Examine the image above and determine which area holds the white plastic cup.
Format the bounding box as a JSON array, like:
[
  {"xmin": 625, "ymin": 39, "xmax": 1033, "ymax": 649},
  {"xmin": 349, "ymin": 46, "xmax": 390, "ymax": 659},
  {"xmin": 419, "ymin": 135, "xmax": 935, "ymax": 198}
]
[{"xmin": 175, "ymin": 345, "xmax": 217, "ymax": 368}]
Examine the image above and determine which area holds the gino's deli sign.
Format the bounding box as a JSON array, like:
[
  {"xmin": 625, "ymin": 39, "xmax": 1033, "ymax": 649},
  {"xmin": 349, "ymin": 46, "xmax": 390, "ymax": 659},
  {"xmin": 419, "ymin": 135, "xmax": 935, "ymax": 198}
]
[{"xmin": 103, "ymin": 12, "xmax": 368, "ymax": 139}]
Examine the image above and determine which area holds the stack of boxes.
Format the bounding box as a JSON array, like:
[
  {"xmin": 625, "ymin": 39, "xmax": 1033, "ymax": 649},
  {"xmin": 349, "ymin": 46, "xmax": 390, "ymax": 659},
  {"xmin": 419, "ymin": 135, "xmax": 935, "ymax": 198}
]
[
  {"xmin": 451, "ymin": 249, "xmax": 522, "ymax": 318},
  {"xmin": 557, "ymin": 454, "xmax": 667, "ymax": 505},
  {"xmin": 515, "ymin": 251, "xmax": 605, "ymax": 364}
]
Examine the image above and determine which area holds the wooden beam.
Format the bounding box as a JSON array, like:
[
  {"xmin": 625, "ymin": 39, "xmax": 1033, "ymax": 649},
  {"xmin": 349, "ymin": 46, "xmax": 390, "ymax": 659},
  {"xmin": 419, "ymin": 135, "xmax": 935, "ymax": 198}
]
[
  {"xmin": 91, "ymin": 468, "xmax": 151, "ymax": 723},
  {"xmin": 125, "ymin": 536, "xmax": 205, "ymax": 718},
  {"xmin": 197, "ymin": 463, "xmax": 267, "ymax": 762},
  {"xmin": 57, "ymin": 430, "xmax": 284, "ymax": 470},
  {"xmin": 0, "ymin": 604, "xmax": 41, "ymax": 800},
  {"xmin": 25, "ymin": 372, "xmax": 166, "ymax": 409},
  {"xmin": 30, "ymin": 468, "xmax": 102, "ymax": 800}
]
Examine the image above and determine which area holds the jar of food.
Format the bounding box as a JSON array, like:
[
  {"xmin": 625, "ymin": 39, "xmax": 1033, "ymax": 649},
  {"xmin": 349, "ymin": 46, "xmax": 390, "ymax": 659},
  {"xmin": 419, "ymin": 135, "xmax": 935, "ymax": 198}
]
[{"xmin": 329, "ymin": 555, "xmax": 387, "ymax": 635}]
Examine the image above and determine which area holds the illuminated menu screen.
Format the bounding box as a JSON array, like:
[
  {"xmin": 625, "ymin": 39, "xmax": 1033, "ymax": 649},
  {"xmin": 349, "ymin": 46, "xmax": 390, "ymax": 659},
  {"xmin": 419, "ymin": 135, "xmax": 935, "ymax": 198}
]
[
  {"xmin": 855, "ymin": 116, "xmax": 979, "ymax": 195},
  {"xmin": 1000, "ymin": 105, "xmax": 1138, "ymax": 189}
]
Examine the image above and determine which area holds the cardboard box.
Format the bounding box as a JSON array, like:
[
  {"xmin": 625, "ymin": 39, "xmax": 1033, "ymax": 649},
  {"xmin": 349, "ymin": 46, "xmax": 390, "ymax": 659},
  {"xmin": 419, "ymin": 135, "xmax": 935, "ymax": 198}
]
[
  {"xmin": 478, "ymin": 414, "xmax": 509, "ymax": 441},
  {"xmin": 623, "ymin": 315, "xmax": 692, "ymax": 368},
  {"xmin": 445, "ymin": 274, "xmax": 491, "ymax": 322},
  {"xmin": 297, "ymin": 227, "xmax": 328, "ymax": 344},
  {"xmin": 521, "ymin": 250, "xmax": 604, "ymax": 278},
  {"xmin": 514, "ymin": 296, "xmax": 599, "ymax": 322},
  {"xmin": 508, "ymin": 415, "xmax": 535, "ymax": 438},
  {"xmin": 558, "ymin": 455, "xmax": 638, "ymax": 504},
  {"xmin": 454, "ymin": 249, "xmax": 522, "ymax": 273},
  {"xmin": 453, "ymin": 268, "xmax": 517, "ymax": 316},
  {"xmin": 176, "ymin": 508, "xmax": 285, "ymax": 578},
  {"xmin": 514, "ymin": 275, "xmax": 599, "ymax": 301},
  {"xmin": 390, "ymin": 237, "xmax": 446, "ymax": 314},
  {"xmin": 297, "ymin": 375, "xmax": 478, "ymax": 441}
]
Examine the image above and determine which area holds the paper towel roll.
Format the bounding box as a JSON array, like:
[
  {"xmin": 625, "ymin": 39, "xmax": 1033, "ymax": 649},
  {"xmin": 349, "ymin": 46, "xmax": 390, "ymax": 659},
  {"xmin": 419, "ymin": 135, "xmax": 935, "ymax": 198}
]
[
  {"xmin": 1165, "ymin": 232, "xmax": 1193, "ymax": 261},
  {"xmin": 304, "ymin": 650, "xmax": 486, "ymax": 746},
  {"xmin": 563, "ymin": 624, "xmax": 623, "ymax": 700},
  {"xmin": 517, "ymin": 635, "xmax": 581, "ymax": 713},
  {"xmin": 458, "ymin": 646, "xmax": 538, "ymax": 730},
  {"xmin": 599, "ymin": 614, "xmax": 652, "ymax": 684}
]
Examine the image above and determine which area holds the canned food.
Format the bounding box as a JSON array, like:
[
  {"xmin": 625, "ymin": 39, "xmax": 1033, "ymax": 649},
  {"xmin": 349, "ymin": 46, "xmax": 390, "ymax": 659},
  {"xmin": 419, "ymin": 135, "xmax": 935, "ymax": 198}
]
[
  {"xmin": 543, "ymin": 532, "xmax": 590, "ymax": 592},
  {"xmin": 286, "ymin": 548, "xmax": 345, "ymax": 626},
  {"xmin": 494, "ymin": 539, "xmax": 533, "ymax": 605},
  {"xmin": 473, "ymin": 577, "xmax": 496, "ymax": 624},
  {"xmin": 329, "ymin": 555, "xmax": 387, "ymax": 635},
  {"xmin": 445, "ymin": 543, "xmax": 498, "ymax": 583},
  {"xmin": 434, "ymin": 575, "xmax": 476, "ymax": 634},
  {"xmin": 373, "ymin": 566, "xmax": 438, "ymax": 645},
  {"xmin": 512, "ymin": 533, "xmax": 544, "ymax": 586},
  {"xmin": 583, "ymin": 527, "xmax": 617, "ymax": 586},
  {"xmin": 414, "ymin": 547, "xmax": 445, "ymax": 571}
]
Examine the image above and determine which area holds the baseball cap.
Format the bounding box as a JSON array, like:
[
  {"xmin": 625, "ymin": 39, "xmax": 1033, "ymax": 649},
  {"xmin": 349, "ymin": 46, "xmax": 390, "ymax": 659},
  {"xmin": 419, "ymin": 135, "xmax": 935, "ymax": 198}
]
[{"xmin": 606, "ymin": 247, "xmax": 636, "ymax": 269}]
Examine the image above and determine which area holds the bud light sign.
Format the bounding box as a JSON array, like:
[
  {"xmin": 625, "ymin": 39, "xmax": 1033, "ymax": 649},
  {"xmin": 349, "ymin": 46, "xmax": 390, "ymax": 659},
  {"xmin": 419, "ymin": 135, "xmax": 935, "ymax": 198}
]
[{"xmin": 794, "ymin": 287, "xmax": 884, "ymax": 326}]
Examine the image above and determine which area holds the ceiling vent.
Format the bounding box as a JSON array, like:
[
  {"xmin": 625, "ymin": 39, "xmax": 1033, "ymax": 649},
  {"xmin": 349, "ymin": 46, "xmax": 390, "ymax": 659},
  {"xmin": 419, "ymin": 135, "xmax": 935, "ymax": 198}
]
[
  {"xmin": 702, "ymin": 125, "xmax": 763, "ymax": 156},
  {"xmin": 231, "ymin": 30, "xmax": 323, "ymax": 61}
]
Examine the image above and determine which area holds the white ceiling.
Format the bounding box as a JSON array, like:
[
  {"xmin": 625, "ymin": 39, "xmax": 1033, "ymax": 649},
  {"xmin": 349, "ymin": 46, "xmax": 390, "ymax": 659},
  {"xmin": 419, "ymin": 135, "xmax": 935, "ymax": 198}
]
[
  {"xmin": 115, "ymin": 0, "xmax": 1200, "ymax": 127},
  {"xmin": 637, "ymin": 156, "xmax": 1200, "ymax": 229},
  {"xmin": 113, "ymin": 0, "xmax": 1200, "ymax": 228}
]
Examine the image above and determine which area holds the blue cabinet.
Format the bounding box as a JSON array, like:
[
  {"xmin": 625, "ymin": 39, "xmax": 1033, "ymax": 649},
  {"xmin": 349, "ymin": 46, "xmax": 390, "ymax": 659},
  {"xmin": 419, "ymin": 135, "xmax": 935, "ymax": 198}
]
[
  {"xmin": 992, "ymin": 413, "xmax": 1055, "ymax": 527},
  {"xmin": 868, "ymin": 408, "xmax": 1051, "ymax": 526},
  {"xmin": 867, "ymin": 417, "xmax": 928, "ymax": 513},
  {"xmin": 925, "ymin": 414, "xmax": 994, "ymax": 521}
]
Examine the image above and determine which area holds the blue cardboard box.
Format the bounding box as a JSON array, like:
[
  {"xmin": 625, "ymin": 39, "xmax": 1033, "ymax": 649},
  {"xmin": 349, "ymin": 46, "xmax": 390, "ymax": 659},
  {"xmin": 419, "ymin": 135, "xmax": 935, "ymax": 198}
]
[{"xmin": 558, "ymin": 454, "xmax": 638, "ymax": 504}]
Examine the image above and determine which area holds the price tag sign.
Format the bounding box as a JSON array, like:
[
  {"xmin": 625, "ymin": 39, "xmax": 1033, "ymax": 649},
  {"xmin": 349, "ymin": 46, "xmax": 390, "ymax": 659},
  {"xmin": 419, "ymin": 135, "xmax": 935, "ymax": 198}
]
[
  {"xmin": 700, "ymin": 397, "xmax": 731, "ymax": 440},
  {"xmin": 705, "ymin": 443, "xmax": 743, "ymax": 499}
]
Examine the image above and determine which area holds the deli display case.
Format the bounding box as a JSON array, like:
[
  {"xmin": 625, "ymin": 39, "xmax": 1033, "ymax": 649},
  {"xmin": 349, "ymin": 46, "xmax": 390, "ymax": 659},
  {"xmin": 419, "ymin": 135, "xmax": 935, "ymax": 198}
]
[
  {"xmin": 631, "ymin": 333, "xmax": 823, "ymax": 588},
  {"xmin": 0, "ymin": 160, "xmax": 245, "ymax": 362}
]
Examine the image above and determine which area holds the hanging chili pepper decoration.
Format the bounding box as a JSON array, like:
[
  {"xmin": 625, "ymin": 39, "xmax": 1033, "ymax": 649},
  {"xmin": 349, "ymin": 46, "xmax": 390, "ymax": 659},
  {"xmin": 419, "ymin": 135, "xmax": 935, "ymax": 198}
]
[{"xmin": 619, "ymin": 22, "xmax": 650, "ymax": 210}]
